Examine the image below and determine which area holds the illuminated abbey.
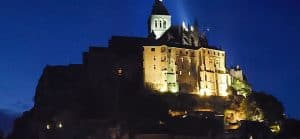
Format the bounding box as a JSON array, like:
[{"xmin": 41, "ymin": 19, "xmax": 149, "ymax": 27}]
[
  {"xmin": 143, "ymin": 0, "xmax": 238, "ymax": 96},
  {"xmin": 8, "ymin": 1, "xmax": 289, "ymax": 138}
]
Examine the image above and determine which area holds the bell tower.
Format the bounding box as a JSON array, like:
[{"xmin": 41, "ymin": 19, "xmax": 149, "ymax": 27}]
[{"xmin": 148, "ymin": 0, "xmax": 171, "ymax": 39}]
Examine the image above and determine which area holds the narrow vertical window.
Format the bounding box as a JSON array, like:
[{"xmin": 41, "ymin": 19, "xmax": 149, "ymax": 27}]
[
  {"xmin": 155, "ymin": 20, "xmax": 158, "ymax": 28},
  {"xmin": 163, "ymin": 20, "xmax": 167, "ymax": 29},
  {"xmin": 160, "ymin": 20, "xmax": 162, "ymax": 28}
]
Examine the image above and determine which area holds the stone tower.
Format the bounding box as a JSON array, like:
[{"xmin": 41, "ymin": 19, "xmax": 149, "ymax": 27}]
[{"xmin": 148, "ymin": 0, "xmax": 172, "ymax": 39}]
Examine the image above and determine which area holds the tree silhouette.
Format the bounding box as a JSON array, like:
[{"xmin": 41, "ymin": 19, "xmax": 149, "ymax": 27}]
[{"xmin": 247, "ymin": 92, "xmax": 285, "ymax": 123}]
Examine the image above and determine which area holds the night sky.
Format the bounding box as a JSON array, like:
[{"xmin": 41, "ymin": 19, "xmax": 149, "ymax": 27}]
[{"xmin": 0, "ymin": 0, "xmax": 300, "ymax": 119}]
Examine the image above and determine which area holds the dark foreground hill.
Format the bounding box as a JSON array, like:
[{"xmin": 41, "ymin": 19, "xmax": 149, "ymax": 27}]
[{"xmin": 0, "ymin": 110, "xmax": 18, "ymax": 135}]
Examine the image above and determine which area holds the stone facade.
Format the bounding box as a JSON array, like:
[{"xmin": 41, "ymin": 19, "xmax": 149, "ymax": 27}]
[
  {"xmin": 143, "ymin": 0, "xmax": 232, "ymax": 96},
  {"xmin": 229, "ymin": 65, "xmax": 244, "ymax": 81},
  {"xmin": 143, "ymin": 45, "xmax": 231, "ymax": 96}
]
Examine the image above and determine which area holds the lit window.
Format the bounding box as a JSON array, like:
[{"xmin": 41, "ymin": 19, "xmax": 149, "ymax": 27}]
[
  {"xmin": 46, "ymin": 124, "xmax": 51, "ymax": 130},
  {"xmin": 181, "ymin": 57, "xmax": 184, "ymax": 62},
  {"xmin": 58, "ymin": 122, "xmax": 63, "ymax": 128},
  {"xmin": 116, "ymin": 68, "xmax": 123, "ymax": 76},
  {"xmin": 159, "ymin": 120, "xmax": 165, "ymax": 125},
  {"xmin": 179, "ymin": 71, "xmax": 182, "ymax": 75},
  {"xmin": 188, "ymin": 72, "xmax": 191, "ymax": 76},
  {"xmin": 151, "ymin": 48, "xmax": 155, "ymax": 51}
]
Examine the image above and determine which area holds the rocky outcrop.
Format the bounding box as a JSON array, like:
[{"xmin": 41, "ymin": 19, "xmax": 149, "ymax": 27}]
[{"xmin": 7, "ymin": 38, "xmax": 146, "ymax": 139}]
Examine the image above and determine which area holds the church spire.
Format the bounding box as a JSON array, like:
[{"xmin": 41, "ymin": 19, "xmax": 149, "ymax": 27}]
[
  {"xmin": 148, "ymin": 0, "xmax": 171, "ymax": 39},
  {"xmin": 151, "ymin": 0, "xmax": 170, "ymax": 15}
]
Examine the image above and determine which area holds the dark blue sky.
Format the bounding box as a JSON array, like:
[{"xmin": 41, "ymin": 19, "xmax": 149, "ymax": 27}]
[{"xmin": 0, "ymin": 0, "xmax": 300, "ymax": 119}]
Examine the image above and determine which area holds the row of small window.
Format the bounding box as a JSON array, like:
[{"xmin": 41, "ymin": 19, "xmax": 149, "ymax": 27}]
[
  {"xmin": 178, "ymin": 50, "xmax": 195, "ymax": 56},
  {"xmin": 151, "ymin": 66, "xmax": 213, "ymax": 82},
  {"xmin": 153, "ymin": 56, "xmax": 193, "ymax": 64},
  {"xmin": 154, "ymin": 19, "xmax": 167, "ymax": 29},
  {"xmin": 153, "ymin": 56, "xmax": 167, "ymax": 61},
  {"xmin": 177, "ymin": 71, "xmax": 192, "ymax": 76},
  {"xmin": 152, "ymin": 57, "xmax": 220, "ymax": 70},
  {"xmin": 151, "ymin": 48, "xmax": 194, "ymax": 56},
  {"xmin": 151, "ymin": 47, "xmax": 171, "ymax": 52},
  {"xmin": 203, "ymin": 50, "xmax": 225, "ymax": 56},
  {"xmin": 150, "ymin": 48, "xmax": 224, "ymax": 58}
]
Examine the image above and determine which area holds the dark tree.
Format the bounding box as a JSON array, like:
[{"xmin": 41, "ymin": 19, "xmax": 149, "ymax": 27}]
[
  {"xmin": 278, "ymin": 119, "xmax": 300, "ymax": 138},
  {"xmin": 248, "ymin": 92, "xmax": 285, "ymax": 123},
  {"xmin": 239, "ymin": 121, "xmax": 272, "ymax": 139}
]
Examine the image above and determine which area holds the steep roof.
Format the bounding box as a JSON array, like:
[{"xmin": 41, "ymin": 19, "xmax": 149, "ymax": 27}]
[{"xmin": 151, "ymin": 0, "xmax": 170, "ymax": 15}]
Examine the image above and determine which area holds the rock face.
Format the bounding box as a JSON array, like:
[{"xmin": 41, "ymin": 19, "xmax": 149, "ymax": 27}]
[
  {"xmin": 6, "ymin": 36, "xmax": 232, "ymax": 139},
  {"xmin": 7, "ymin": 37, "xmax": 150, "ymax": 139}
]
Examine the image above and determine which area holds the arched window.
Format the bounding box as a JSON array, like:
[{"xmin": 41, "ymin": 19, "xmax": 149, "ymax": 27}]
[
  {"xmin": 163, "ymin": 20, "xmax": 167, "ymax": 29},
  {"xmin": 159, "ymin": 20, "xmax": 162, "ymax": 28},
  {"xmin": 155, "ymin": 20, "xmax": 158, "ymax": 28}
]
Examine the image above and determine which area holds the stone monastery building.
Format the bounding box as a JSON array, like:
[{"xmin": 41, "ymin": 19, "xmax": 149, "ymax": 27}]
[
  {"xmin": 144, "ymin": 0, "xmax": 237, "ymax": 96},
  {"xmin": 79, "ymin": 0, "xmax": 243, "ymax": 97}
]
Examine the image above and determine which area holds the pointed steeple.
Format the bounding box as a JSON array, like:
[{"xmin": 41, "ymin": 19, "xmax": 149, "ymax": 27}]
[
  {"xmin": 148, "ymin": 0, "xmax": 171, "ymax": 39},
  {"xmin": 151, "ymin": 0, "xmax": 170, "ymax": 15}
]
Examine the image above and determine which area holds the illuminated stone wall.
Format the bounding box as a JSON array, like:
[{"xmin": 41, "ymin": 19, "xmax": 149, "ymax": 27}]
[
  {"xmin": 143, "ymin": 45, "xmax": 232, "ymax": 96},
  {"xmin": 149, "ymin": 15, "xmax": 171, "ymax": 39},
  {"xmin": 229, "ymin": 65, "xmax": 244, "ymax": 81}
]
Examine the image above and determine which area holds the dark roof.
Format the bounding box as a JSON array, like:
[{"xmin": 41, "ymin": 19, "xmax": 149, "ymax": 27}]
[
  {"xmin": 151, "ymin": 0, "xmax": 170, "ymax": 15},
  {"xmin": 156, "ymin": 26, "xmax": 222, "ymax": 50},
  {"xmin": 107, "ymin": 35, "xmax": 222, "ymax": 51}
]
